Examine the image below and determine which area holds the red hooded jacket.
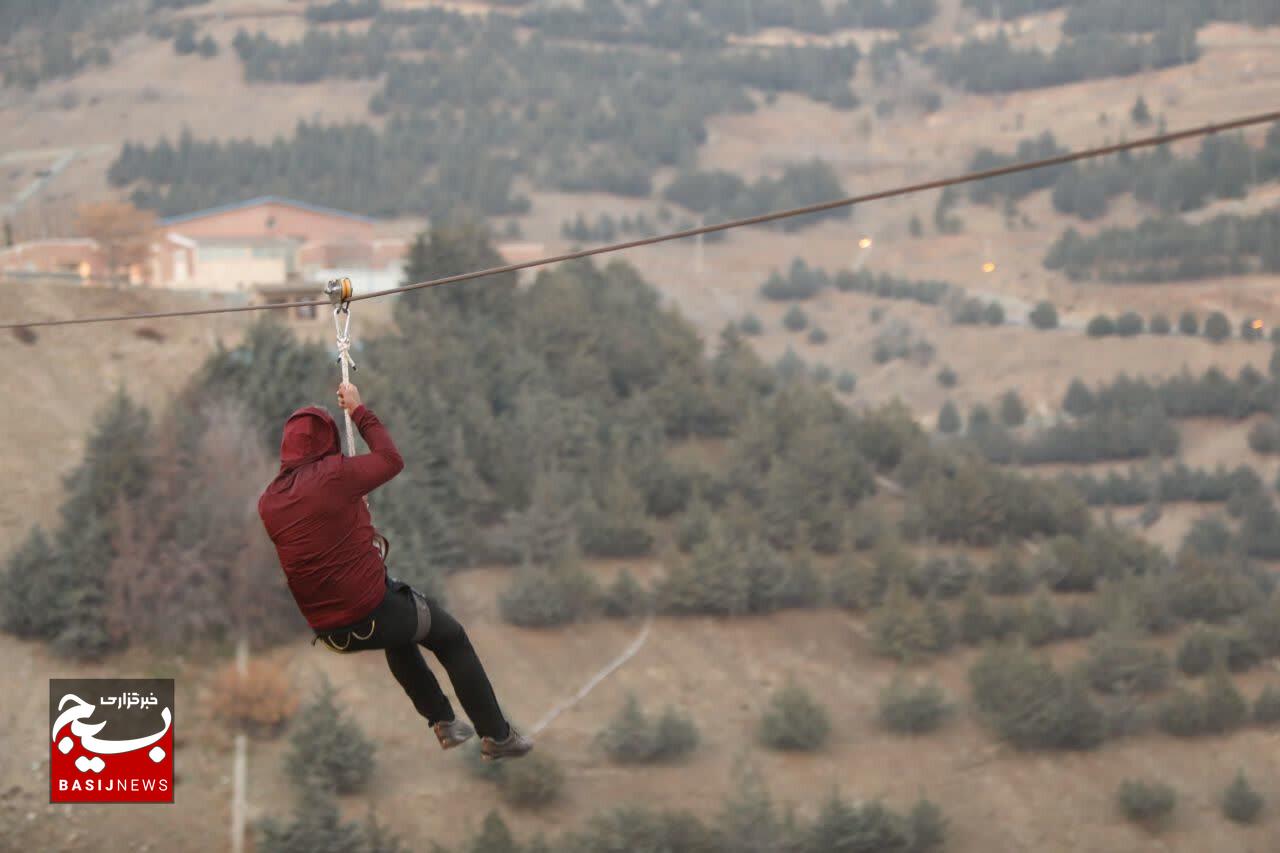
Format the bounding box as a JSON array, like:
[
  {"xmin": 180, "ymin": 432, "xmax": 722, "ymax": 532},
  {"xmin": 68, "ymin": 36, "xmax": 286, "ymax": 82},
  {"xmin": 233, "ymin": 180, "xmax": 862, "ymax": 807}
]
[{"xmin": 257, "ymin": 404, "xmax": 404, "ymax": 630}]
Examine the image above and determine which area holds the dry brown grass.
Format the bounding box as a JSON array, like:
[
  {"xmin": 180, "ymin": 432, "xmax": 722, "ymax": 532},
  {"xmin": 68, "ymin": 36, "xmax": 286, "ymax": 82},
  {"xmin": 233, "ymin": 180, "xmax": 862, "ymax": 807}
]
[{"xmin": 208, "ymin": 658, "xmax": 299, "ymax": 738}]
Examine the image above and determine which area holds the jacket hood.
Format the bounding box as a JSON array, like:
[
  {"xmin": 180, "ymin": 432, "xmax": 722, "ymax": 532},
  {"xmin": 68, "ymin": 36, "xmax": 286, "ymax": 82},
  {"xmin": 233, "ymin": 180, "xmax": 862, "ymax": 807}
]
[{"xmin": 277, "ymin": 406, "xmax": 342, "ymax": 474}]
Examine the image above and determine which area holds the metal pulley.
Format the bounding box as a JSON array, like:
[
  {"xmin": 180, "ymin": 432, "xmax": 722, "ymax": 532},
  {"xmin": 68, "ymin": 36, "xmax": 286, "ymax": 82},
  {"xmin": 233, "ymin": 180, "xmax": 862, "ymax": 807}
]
[{"xmin": 324, "ymin": 276, "xmax": 354, "ymax": 310}]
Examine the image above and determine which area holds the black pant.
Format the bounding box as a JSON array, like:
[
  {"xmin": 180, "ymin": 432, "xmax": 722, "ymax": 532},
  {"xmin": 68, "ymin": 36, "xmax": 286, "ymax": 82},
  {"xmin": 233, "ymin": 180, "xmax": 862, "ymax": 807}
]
[{"xmin": 313, "ymin": 577, "xmax": 510, "ymax": 741}]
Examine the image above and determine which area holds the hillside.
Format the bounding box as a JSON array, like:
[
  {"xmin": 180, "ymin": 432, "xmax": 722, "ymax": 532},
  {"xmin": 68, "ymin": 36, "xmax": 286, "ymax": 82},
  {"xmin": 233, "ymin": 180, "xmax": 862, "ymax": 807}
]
[
  {"xmin": 6, "ymin": 564, "xmax": 1280, "ymax": 853},
  {"xmin": 5, "ymin": 1, "xmax": 1280, "ymax": 852}
]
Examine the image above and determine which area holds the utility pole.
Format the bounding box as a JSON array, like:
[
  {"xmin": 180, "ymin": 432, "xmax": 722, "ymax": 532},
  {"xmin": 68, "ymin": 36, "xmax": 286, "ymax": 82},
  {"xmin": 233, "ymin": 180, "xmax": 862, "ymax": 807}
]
[{"xmin": 230, "ymin": 636, "xmax": 248, "ymax": 853}]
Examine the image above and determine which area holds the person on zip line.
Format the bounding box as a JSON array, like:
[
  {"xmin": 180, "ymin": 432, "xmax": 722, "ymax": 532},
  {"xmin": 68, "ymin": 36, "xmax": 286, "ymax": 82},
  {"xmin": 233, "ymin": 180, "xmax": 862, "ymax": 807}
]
[{"xmin": 257, "ymin": 380, "xmax": 533, "ymax": 761}]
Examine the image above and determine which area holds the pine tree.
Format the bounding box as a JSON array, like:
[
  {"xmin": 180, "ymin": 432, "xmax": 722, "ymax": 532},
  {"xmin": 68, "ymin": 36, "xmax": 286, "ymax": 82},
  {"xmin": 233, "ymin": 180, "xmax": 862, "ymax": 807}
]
[
  {"xmin": 1254, "ymin": 685, "xmax": 1280, "ymax": 724},
  {"xmin": 937, "ymin": 401, "xmax": 961, "ymax": 435},
  {"xmin": 1062, "ymin": 379, "xmax": 1096, "ymax": 417},
  {"xmin": 1022, "ymin": 589, "xmax": 1060, "ymax": 647},
  {"xmin": 959, "ymin": 577, "xmax": 994, "ymax": 645},
  {"xmin": 1205, "ymin": 311, "xmax": 1232, "ymax": 343},
  {"xmin": 1203, "ymin": 664, "xmax": 1248, "ymax": 734},
  {"xmin": 1029, "ymin": 301, "xmax": 1058, "ymax": 330},
  {"xmin": 399, "ymin": 222, "xmax": 517, "ymax": 321},
  {"xmin": 716, "ymin": 759, "xmax": 781, "ymax": 853},
  {"xmin": 985, "ymin": 543, "xmax": 1032, "ymax": 596},
  {"xmin": 363, "ymin": 812, "xmax": 408, "ymax": 853},
  {"xmin": 1221, "ymin": 770, "xmax": 1263, "ymax": 825},
  {"xmin": 257, "ymin": 781, "xmax": 365, "ymax": 853},
  {"xmin": 509, "ymin": 468, "xmax": 580, "ymax": 567},
  {"xmin": 922, "ymin": 589, "xmax": 954, "ymax": 654},
  {"xmin": 0, "ymin": 526, "xmax": 58, "ymax": 639},
  {"xmin": 999, "ymin": 390, "xmax": 1027, "ymax": 427},
  {"xmin": 596, "ymin": 694, "xmax": 657, "ymax": 764},
  {"xmin": 580, "ymin": 462, "xmax": 653, "ymax": 558},
  {"xmin": 872, "ymin": 578, "xmax": 937, "ymax": 663},
  {"xmin": 878, "ymin": 675, "xmax": 950, "ymax": 734},
  {"xmin": 466, "ymin": 811, "xmax": 518, "ymax": 853},
  {"xmin": 909, "ymin": 798, "xmax": 947, "ymax": 851},
  {"xmin": 285, "ymin": 679, "xmax": 375, "ymax": 795},
  {"xmin": 1131, "ymin": 95, "xmax": 1152, "ymax": 126},
  {"xmin": 758, "ymin": 683, "xmax": 830, "ymax": 751}
]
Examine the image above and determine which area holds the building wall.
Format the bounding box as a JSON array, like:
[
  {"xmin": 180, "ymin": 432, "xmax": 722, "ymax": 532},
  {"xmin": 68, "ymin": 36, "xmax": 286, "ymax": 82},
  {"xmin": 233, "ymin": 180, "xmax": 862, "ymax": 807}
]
[
  {"xmin": 183, "ymin": 255, "xmax": 290, "ymax": 293},
  {"xmin": 0, "ymin": 239, "xmax": 104, "ymax": 278},
  {"xmin": 164, "ymin": 201, "xmax": 375, "ymax": 244}
]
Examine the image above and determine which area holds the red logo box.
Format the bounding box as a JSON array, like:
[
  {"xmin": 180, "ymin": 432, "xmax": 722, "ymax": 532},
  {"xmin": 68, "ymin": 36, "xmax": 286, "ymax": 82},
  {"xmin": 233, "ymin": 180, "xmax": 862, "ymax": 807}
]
[{"xmin": 50, "ymin": 678, "xmax": 174, "ymax": 803}]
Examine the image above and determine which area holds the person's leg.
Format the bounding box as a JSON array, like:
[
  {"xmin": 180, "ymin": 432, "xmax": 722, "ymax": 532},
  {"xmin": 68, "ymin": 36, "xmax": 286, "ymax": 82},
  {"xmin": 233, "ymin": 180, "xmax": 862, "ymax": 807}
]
[
  {"xmin": 320, "ymin": 581, "xmax": 460, "ymax": 730},
  {"xmin": 418, "ymin": 595, "xmax": 511, "ymax": 741},
  {"xmin": 384, "ymin": 645, "xmax": 456, "ymax": 726}
]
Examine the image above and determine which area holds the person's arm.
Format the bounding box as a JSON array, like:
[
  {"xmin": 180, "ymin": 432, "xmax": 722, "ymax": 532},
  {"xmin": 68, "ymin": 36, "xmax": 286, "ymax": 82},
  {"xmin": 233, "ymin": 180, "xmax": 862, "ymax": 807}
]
[{"xmin": 333, "ymin": 384, "xmax": 404, "ymax": 499}]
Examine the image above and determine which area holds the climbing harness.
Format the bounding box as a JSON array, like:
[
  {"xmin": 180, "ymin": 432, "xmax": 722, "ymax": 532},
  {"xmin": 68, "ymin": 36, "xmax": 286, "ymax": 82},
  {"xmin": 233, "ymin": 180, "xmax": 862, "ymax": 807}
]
[{"xmin": 324, "ymin": 277, "xmax": 390, "ymax": 561}]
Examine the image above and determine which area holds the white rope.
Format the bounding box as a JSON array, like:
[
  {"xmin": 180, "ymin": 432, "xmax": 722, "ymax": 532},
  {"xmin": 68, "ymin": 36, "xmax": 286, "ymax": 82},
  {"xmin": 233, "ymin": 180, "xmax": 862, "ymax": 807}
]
[{"xmin": 333, "ymin": 305, "xmax": 357, "ymax": 457}]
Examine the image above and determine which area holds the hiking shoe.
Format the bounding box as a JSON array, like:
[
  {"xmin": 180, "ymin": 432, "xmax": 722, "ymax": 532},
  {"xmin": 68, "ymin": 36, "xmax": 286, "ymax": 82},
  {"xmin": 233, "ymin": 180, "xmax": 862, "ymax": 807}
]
[
  {"xmin": 432, "ymin": 719, "xmax": 475, "ymax": 750},
  {"xmin": 480, "ymin": 726, "xmax": 534, "ymax": 762}
]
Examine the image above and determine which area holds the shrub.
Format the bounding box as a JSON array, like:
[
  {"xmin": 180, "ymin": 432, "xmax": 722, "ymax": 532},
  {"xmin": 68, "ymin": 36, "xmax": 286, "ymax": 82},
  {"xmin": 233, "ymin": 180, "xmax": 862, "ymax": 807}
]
[
  {"xmin": 1021, "ymin": 590, "xmax": 1061, "ymax": 647},
  {"xmin": 908, "ymin": 798, "xmax": 947, "ymax": 852},
  {"xmin": 1149, "ymin": 314, "xmax": 1171, "ymax": 335},
  {"xmin": 499, "ymin": 562, "xmax": 597, "ymax": 628},
  {"xmin": 1029, "ymin": 301, "xmax": 1058, "ymax": 330},
  {"xmin": 878, "ymin": 676, "xmax": 951, "ymax": 734},
  {"xmin": 596, "ymin": 694, "xmax": 699, "ymax": 764},
  {"xmin": 910, "ymin": 554, "xmax": 973, "ymax": 600},
  {"xmin": 758, "ymin": 684, "xmax": 830, "ymax": 751},
  {"xmin": 256, "ymin": 779, "xmax": 365, "ymax": 853},
  {"xmin": 1222, "ymin": 771, "xmax": 1263, "ymax": 825},
  {"xmin": 739, "ymin": 314, "xmax": 763, "ymax": 335},
  {"xmin": 1254, "ymin": 685, "xmax": 1280, "ymax": 724},
  {"xmin": 999, "ymin": 390, "xmax": 1027, "ymax": 427},
  {"xmin": 1083, "ymin": 632, "xmax": 1171, "ymax": 695},
  {"xmin": 1061, "ymin": 601, "xmax": 1102, "ymax": 640},
  {"xmin": 210, "ymin": 660, "xmax": 298, "ymax": 738},
  {"xmin": 1086, "ymin": 314, "xmax": 1115, "ymax": 337},
  {"xmin": 1205, "ymin": 311, "xmax": 1232, "ymax": 342},
  {"xmin": 499, "ymin": 752, "xmax": 565, "ymax": 809},
  {"xmin": 652, "ymin": 707, "xmax": 700, "ymax": 760},
  {"xmin": 989, "ymin": 601, "xmax": 1025, "ymax": 641},
  {"xmin": 1115, "ymin": 312, "xmax": 1144, "ymax": 337},
  {"xmin": 1247, "ymin": 419, "xmax": 1280, "ymax": 454},
  {"xmin": 984, "ymin": 301, "xmax": 1006, "ymax": 325},
  {"xmin": 783, "ymin": 305, "xmax": 809, "ymax": 332},
  {"xmin": 807, "ymin": 795, "xmax": 934, "ymax": 853},
  {"xmin": 936, "ymin": 366, "xmax": 958, "ymax": 388},
  {"xmin": 1176, "ymin": 626, "xmax": 1222, "ymax": 677},
  {"xmin": 836, "ymin": 371, "xmax": 857, "ymax": 394},
  {"xmin": 1117, "ymin": 779, "xmax": 1176, "ymax": 830},
  {"xmin": 1157, "ymin": 688, "xmax": 1208, "ymax": 737},
  {"xmin": 597, "ymin": 569, "xmax": 650, "ymax": 619},
  {"xmin": 872, "ymin": 580, "xmax": 941, "ymax": 663},
  {"xmin": 958, "ymin": 579, "xmax": 994, "ymax": 645},
  {"xmin": 1178, "ymin": 311, "xmax": 1199, "ymax": 335},
  {"xmin": 808, "ymin": 327, "xmax": 828, "ymax": 345},
  {"xmin": 969, "ymin": 647, "xmax": 1105, "ymax": 751},
  {"xmin": 11, "ymin": 326, "xmax": 37, "ymax": 345},
  {"xmin": 1203, "ymin": 666, "xmax": 1248, "ymax": 734},
  {"xmin": 985, "ymin": 546, "xmax": 1032, "ymax": 596},
  {"xmin": 1062, "ymin": 378, "xmax": 1096, "ymax": 417},
  {"xmin": 285, "ymin": 680, "xmax": 375, "ymax": 795}
]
